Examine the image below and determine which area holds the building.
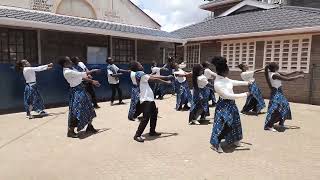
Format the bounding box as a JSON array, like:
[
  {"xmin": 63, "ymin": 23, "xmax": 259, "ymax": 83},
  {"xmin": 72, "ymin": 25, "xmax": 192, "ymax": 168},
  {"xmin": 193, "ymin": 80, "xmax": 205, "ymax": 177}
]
[
  {"xmin": 1, "ymin": 0, "xmax": 320, "ymax": 113},
  {"xmin": 0, "ymin": 0, "xmax": 182, "ymax": 113},
  {"xmin": 173, "ymin": 0, "xmax": 320, "ymax": 105}
]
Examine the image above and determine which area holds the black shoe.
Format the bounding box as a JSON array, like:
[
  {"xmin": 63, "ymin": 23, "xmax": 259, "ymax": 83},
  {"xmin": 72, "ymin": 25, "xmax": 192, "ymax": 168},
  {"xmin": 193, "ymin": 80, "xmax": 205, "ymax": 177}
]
[
  {"xmin": 134, "ymin": 136, "xmax": 144, "ymax": 143},
  {"xmin": 67, "ymin": 130, "xmax": 78, "ymax": 138},
  {"xmin": 149, "ymin": 132, "xmax": 161, "ymax": 137},
  {"xmin": 93, "ymin": 104, "xmax": 100, "ymax": 109},
  {"xmin": 119, "ymin": 101, "xmax": 125, "ymax": 105},
  {"xmin": 86, "ymin": 124, "xmax": 98, "ymax": 134},
  {"xmin": 158, "ymin": 96, "xmax": 164, "ymax": 100},
  {"xmin": 182, "ymin": 105, "xmax": 190, "ymax": 111}
]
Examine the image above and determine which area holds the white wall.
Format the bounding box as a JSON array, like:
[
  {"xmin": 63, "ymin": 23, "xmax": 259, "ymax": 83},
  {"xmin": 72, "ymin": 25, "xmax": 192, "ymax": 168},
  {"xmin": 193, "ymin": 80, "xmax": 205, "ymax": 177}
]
[{"xmin": 0, "ymin": 0, "xmax": 160, "ymax": 29}]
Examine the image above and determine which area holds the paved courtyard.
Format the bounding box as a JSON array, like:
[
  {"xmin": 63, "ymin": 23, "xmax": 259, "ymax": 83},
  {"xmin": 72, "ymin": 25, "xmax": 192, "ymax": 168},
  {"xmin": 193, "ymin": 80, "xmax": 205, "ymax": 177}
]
[{"xmin": 0, "ymin": 96, "xmax": 319, "ymax": 180}]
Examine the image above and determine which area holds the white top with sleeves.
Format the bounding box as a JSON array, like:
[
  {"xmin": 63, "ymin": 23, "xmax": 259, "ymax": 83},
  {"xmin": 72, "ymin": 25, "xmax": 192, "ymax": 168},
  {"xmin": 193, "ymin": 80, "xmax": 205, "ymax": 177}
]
[
  {"xmin": 240, "ymin": 71, "xmax": 255, "ymax": 82},
  {"xmin": 130, "ymin": 71, "xmax": 137, "ymax": 86},
  {"xmin": 204, "ymin": 68, "xmax": 217, "ymax": 80},
  {"xmin": 174, "ymin": 68, "xmax": 187, "ymax": 83},
  {"xmin": 107, "ymin": 64, "xmax": 120, "ymax": 84},
  {"xmin": 197, "ymin": 75, "xmax": 209, "ymax": 88},
  {"xmin": 63, "ymin": 68, "xmax": 87, "ymax": 88},
  {"xmin": 77, "ymin": 62, "xmax": 88, "ymax": 72},
  {"xmin": 139, "ymin": 74, "xmax": 154, "ymax": 102},
  {"xmin": 269, "ymin": 72, "xmax": 282, "ymax": 88},
  {"xmin": 151, "ymin": 67, "xmax": 161, "ymax": 76},
  {"xmin": 214, "ymin": 75, "xmax": 248, "ymax": 100},
  {"xmin": 23, "ymin": 65, "xmax": 48, "ymax": 83}
]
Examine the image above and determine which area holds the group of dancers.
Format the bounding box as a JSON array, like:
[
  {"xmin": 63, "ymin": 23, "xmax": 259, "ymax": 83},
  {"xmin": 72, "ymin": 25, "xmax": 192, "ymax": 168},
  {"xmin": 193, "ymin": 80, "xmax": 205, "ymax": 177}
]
[{"xmin": 15, "ymin": 55, "xmax": 304, "ymax": 153}]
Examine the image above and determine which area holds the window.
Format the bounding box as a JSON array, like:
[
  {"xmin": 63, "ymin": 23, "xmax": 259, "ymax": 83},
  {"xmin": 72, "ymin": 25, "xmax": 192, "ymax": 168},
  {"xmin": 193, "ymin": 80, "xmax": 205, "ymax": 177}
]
[
  {"xmin": 160, "ymin": 47, "xmax": 175, "ymax": 64},
  {"xmin": 185, "ymin": 44, "xmax": 200, "ymax": 69},
  {"xmin": 221, "ymin": 41, "xmax": 256, "ymax": 70},
  {"xmin": 112, "ymin": 38, "xmax": 135, "ymax": 64},
  {"xmin": 0, "ymin": 28, "xmax": 37, "ymax": 64},
  {"xmin": 87, "ymin": 46, "xmax": 108, "ymax": 64},
  {"xmin": 263, "ymin": 36, "xmax": 311, "ymax": 72}
]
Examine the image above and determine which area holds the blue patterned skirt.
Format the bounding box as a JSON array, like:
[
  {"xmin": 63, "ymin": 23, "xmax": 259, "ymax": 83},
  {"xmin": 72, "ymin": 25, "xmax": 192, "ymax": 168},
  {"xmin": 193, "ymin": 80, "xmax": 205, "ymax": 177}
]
[
  {"xmin": 210, "ymin": 98, "xmax": 243, "ymax": 147},
  {"xmin": 176, "ymin": 81, "xmax": 192, "ymax": 110},
  {"xmin": 189, "ymin": 88, "xmax": 210, "ymax": 120},
  {"xmin": 24, "ymin": 84, "xmax": 45, "ymax": 115},
  {"xmin": 242, "ymin": 81, "xmax": 266, "ymax": 113},
  {"xmin": 68, "ymin": 84, "xmax": 96, "ymax": 131},
  {"xmin": 265, "ymin": 87, "xmax": 292, "ymax": 128},
  {"xmin": 128, "ymin": 85, "xmax": 140, "ymax": 120}
]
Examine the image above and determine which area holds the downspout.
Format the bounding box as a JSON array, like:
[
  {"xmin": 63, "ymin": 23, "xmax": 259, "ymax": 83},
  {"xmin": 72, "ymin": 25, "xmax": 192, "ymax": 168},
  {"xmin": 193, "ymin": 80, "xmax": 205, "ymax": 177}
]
[{"xmin": 308, "ymin": 64, "xmax": 315, "ymax": 105}]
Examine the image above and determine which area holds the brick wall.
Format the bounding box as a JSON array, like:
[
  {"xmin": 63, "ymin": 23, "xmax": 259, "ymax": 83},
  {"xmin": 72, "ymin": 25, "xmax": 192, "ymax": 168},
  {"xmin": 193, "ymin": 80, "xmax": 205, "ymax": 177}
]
[
  {"xmin": 196, "ymin": 38, "xmax": 318, "ymax": 105},
  {"xmin": 309, "ymin": 35, "xmax": 320, "ymax": 104}
]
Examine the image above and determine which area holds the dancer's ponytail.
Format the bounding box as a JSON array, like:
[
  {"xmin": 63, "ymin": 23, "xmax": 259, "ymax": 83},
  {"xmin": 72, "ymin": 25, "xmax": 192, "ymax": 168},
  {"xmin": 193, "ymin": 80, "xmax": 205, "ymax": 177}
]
[
  {"xmin": 15, "ymin": 60, "xmax": 24, "ymax": 72},
  {"xmin": 264, "ymin": 65, "xmax": 272, "ymax": 89}
]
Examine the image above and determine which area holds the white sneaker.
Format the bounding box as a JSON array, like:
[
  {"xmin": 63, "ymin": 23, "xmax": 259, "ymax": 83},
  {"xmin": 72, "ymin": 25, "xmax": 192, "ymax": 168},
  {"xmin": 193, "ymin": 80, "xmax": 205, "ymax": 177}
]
[
  {"xmin": 192, "ymin": 120, "xmax": 200, "ymax": 125},
  {"xmin": 211, "ymin": 144, "xmax": 223, "ymax": 153},
  {"xmin": 266, "ymin": 127, "xmax": 277, "ymax": 132},
  {"xmin": 234, "ymin": 141, "xmax": 243, "ymax": 147}
]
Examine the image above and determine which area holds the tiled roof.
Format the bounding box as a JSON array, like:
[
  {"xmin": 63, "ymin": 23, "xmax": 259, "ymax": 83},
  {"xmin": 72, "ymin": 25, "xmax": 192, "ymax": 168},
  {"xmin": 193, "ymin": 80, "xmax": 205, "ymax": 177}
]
[
  {"xmin": 172, "ymin": 6, "xmax": 320, "ymax": 39},
  {"xmin": 0, "ymin": 6, "xmax": 179, "ymax": 41}
]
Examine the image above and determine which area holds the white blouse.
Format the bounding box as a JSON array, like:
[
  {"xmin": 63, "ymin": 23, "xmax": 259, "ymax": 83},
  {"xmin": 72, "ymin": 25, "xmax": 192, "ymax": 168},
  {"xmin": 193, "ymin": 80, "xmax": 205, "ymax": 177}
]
[
  {"xmin": 174, "ymin": 69, "xmax": 187, "ymax": 83},
  {"xmin": 269, "ymin": 72, "xmax": 282, "ymax": 88},
  {"xmin": 63, "ymin": 68, "xmax": 87, "ymax": 88},
  {"xmin": 130, "ymin": 71, "xmax": 137, "ymax": 85},
  {"xmin": 23, "ymin": 65, "xmax": 48, "ymax": 83},
  {"xmin": 151, "ymin": 67, "xmax": 161, "ymax": 76},
  {"xmin": 214, "ymin": 75, "xmax": 248, "ymax": 100},
  {"xmin": 139, "ymin": 74, "xmax": 154, "ymax": 103},
  {"xmin": 204, "ymin": 68, "xmax": 217, "ymax": 80},
  {"xmin": 197, "ymin": 75, "xmax": 209, "ymax": 88},
  {"xmin": 240, "ymin": 71, "xmax": 255, "ymax": 82}
]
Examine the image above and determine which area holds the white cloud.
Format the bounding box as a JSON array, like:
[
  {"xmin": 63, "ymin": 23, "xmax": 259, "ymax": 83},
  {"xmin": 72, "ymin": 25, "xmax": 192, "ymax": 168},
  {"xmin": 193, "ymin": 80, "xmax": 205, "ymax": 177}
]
[{"xmin": 131, "ymin": 0, "xmax": 210, "ymax": 32}]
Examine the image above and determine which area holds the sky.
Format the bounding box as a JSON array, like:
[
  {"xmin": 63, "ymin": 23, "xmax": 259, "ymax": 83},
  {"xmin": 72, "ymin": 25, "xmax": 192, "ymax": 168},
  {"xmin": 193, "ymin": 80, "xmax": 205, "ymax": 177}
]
[{"xmin": 130, "ymin": 0, "xmax": 211, "ymax": 32}]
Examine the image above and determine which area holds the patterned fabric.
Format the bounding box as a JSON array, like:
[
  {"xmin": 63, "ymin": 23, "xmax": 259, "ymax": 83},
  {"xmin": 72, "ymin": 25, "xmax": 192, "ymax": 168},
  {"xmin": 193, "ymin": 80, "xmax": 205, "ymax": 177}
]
[
  {"xmin": 128, "ymin": 85, "xmax": 140, "ymax": 119},
  {"xmin": 73, "ymin": 65, "xmax": 85, "ymax": 72},
  {"xmin": 68, "ymin": 84, "xmax": 96, "ymax": 131},
  {"xmin": 210, "ymin": 98, "xmax": 243, "ymax": 147},
  {"xmin": 190, "ymin": 87, "xmax": 210, "ymax": 119},
  {"xmin": 24, "ymin": 84, "xmax": 45, "ymax": 115},
  {"xmin": 153, "ymin": 83, "xmax": 165, "ymax": 97},
  {"xmin": 107, "ymin": 64, "xmax": 119, "ymax": 81},
  {"xmin": 135, "ymin": 71, "xmax": 146, "ymax": 84},
  {"xmin": 208, "ymin": 88, "xmax": 216, "ymax": 104},
  {"xmin": 242, "ymin": 81, "xmax": 266, "ymax": 113},
  {"xmin": 176, "ymin": 81, "xmax": 193, "ymax": 110},
  {"xmin": 265, "ymin": 87, "xmax": 292, "ymax": 128}
]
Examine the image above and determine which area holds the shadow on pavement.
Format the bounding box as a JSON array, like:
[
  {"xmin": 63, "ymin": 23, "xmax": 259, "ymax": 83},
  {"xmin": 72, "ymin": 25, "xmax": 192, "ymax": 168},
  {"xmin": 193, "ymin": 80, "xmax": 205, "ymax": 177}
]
[
  {"xmin": 143, "ymin": 132, "xmax": 179, "ymax": 141},
  {"xmin": 78, "ymin": 128, "xmax": 111, "ymax": 139},
  {"xmin": 221, "ymin": 141, "xmax": 252, "ymax": 153}
]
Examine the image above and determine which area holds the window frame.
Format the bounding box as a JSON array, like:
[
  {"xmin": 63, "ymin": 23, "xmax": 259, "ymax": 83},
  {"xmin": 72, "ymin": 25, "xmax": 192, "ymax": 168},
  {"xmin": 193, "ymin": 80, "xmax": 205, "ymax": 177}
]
[
  {"xmin": 221, "ymin": 40, "xmax": 256, "ymax": 71},
  {"xmin": 263, "ymin": 35, "xmax": 312, "ymax": 73},
  {"xmin": 184, "ymin": 43, "xmax": 201, "ymax": 70},
  {"xmin": 112, "ymin": 38, "xmax": 135, "ymax": 64}
]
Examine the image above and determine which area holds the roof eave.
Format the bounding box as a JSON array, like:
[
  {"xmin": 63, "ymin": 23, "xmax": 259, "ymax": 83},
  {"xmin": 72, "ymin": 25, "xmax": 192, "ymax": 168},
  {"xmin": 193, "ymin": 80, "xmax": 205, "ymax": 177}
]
[
  {"xmin": 184, "ymin": 26, "xmax": 320, "ymax": 42},
  {"xmin": 0, "ymin": 17, "xmax": 183, "ymax": 43},
  {"xmin": 199, "ymin": 0, "xmax": 242, "ymax": 10}
]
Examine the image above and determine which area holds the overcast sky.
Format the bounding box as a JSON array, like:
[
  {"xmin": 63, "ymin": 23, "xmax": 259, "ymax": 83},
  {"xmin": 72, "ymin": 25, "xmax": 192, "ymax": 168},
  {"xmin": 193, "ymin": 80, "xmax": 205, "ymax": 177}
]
[{"xmin": 130, "ymin": 0, "xmax": 210, "ymax": 32}]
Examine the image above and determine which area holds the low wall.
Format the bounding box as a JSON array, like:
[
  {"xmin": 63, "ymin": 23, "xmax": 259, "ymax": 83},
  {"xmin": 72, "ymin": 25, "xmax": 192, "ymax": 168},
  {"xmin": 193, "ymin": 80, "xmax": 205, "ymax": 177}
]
[{"xmin": 0, "ymin": 64, "xmax": 153, "ymax": 114}]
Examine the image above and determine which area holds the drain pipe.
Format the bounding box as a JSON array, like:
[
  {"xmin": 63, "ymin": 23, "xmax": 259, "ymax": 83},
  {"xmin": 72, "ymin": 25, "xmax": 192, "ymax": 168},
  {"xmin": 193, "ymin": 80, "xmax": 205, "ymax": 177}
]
[{"xmin": 309, "ymin": 64, "xmax": 315, "ymax": 105}]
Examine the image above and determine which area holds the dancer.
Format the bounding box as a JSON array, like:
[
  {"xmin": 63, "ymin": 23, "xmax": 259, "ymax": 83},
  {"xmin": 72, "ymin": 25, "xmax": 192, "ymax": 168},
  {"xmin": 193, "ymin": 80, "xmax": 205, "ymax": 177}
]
[
  {"xmin": 264, "ymin": 62, "xmax": 304, "ymax": 132},
  {"xmin": 59, "ymin": 56, "xmax": 100, "ymax": 138},
  {"xmin": 202, "ymin": 61, "xmax": 217, "ymax": 107},
  {"xmin": 128, "ymin": 61, "xmax": 142, "ymax": 121},
  {"xmin": 106, "ymin": 57, "xmax": 130, "ymax": 106},
  {"xmin": 209, "ymin": 56, "xmax": 250, "ymax": 153},
  {"xmin": 189, "ymin": 64, "xmax": 212, "ymax": 125},
  {"xmin": 71, "ymin": 57, "xmax": 100, "ymax": 109},
  {"xmin": 238, "ymin": 63, "xmax": 266, "ymax": 115},
  {"xmin": 131, "ymin": 61, "xmax": 172, "ymax": 143},
  {"xmin": 151, "ymin": 61, "xmax": 168, "ymax": 100},
  {"xmin": 163, "ymin": 57, "xmax": 177, "ymax": 94},
  {"xmin": 173, "ymin": 63, "xmax": 192, "ymax": 111},
  {"xmin": 15, "ymin": 59, "xmax": 53, "ymax": 119}
]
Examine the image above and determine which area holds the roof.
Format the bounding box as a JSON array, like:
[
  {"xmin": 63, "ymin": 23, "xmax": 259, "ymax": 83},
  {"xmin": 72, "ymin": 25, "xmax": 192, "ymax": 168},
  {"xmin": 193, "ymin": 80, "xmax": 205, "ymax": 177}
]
[
  {"xmin": 200, "ymin": 0, "xmax": 242, "ymax": 10},
  {"xmin": 172, "ymin": 6, "xmax": 320, "ymax": 41},
  {"xmin": 0, "ymin": 6, "xmax": 181, "ymax": 43},
  {"xmin": 128, "ymin": 0, "xmax": 161, "ymax": 27}
]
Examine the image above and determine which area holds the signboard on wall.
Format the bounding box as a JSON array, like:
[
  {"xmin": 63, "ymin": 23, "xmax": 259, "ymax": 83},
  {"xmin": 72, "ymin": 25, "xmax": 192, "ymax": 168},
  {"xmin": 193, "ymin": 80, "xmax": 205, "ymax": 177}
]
[{"xmin": 87, "ymin": 46, "xmax": 108, "ymax": 64}]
